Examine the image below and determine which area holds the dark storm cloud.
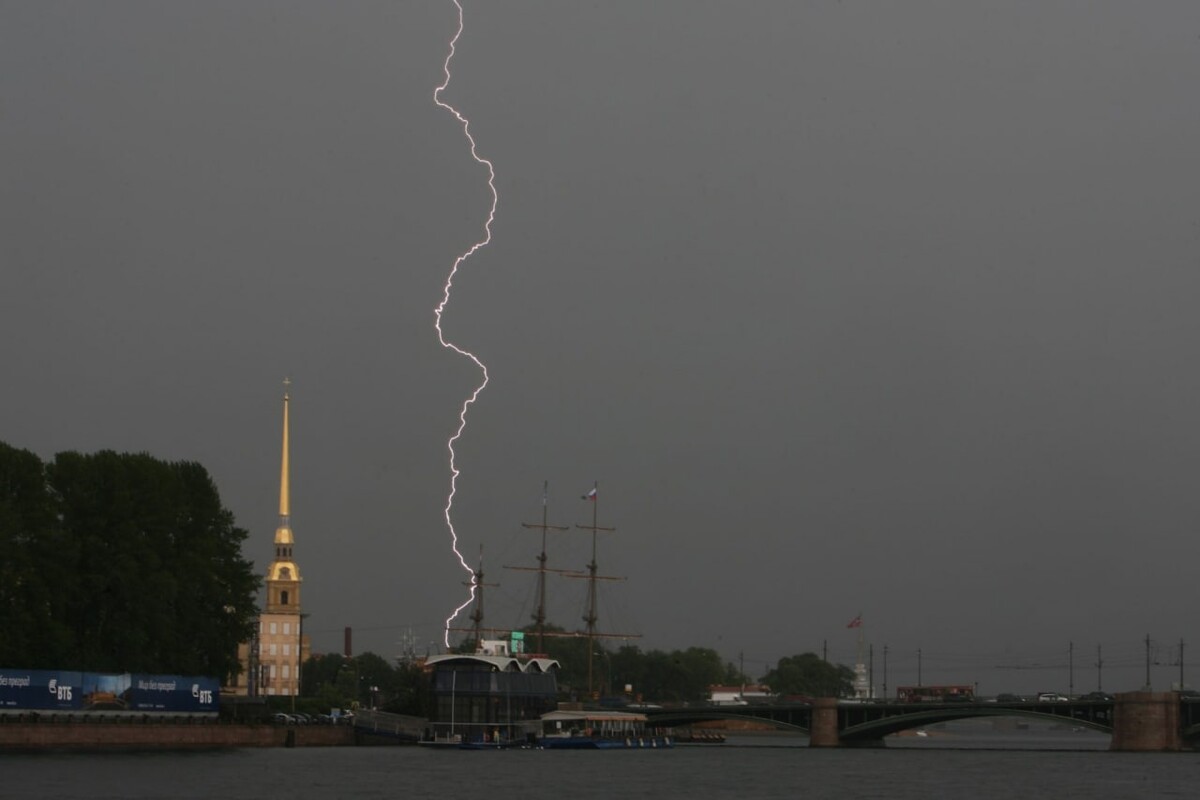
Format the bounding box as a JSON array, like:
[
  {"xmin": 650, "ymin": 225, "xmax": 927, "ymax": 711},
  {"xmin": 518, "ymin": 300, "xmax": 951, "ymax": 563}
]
[{"xmin": 3, "ymin": 1, "xmax": 1199, "ymax": 693}]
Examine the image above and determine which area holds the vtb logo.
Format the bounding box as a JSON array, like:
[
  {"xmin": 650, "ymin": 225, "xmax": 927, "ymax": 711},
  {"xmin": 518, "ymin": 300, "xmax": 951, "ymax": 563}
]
[{"xmin": 47, "ymin": 678, "xmax": 73, "ymax": 701}]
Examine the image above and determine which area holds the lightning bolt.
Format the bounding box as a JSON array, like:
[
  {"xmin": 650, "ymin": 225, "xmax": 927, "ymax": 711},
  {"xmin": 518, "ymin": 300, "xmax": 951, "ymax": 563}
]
[{"xmin": 434, "ymin": 0, "xmax": 497, "ymax": 648}]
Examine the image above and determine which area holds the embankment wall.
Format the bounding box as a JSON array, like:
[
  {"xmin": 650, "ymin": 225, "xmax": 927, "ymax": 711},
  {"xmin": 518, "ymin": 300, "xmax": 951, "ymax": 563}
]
[{"xmin": 0, "ymin": 720, "xmax": 353, "ymax": 750}]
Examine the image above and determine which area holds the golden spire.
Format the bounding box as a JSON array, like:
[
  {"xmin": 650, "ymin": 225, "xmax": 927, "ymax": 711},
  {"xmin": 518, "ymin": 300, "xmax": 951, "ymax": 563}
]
[
  {"xmin": 279, "ymin": 377, "xmax": 290, "ymax": 521},
  {"xmin": 273, "ymin": 379, "xmax": 295, "ymax": 549},
  {"xmin": 267, "ymin": 377, "xmax": 301, "ymax": 600}
]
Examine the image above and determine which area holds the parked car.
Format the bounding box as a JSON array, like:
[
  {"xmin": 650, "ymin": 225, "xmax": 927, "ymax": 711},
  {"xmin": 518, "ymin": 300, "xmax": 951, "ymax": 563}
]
[
  {"xmin": 994, "ymin": 693, "xmax": 1025, "ymax": 703},
  {"xmin": 272, "ymin": 713, "xmax": 293, "ymax": 724},
  {"xmin": 1079, "ymin": 691, "xmax": 1113, "ymax": 702},
  {"xmin": 1036, "ymin": 692, "xmax": 1069, "ymax": 702}
]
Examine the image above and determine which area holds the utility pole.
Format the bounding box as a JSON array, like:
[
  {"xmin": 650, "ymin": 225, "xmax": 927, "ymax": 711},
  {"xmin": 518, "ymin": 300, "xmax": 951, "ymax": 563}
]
[
  {"xmin": 869, "ymin": 644, "xmax": 874, "ymax": 699},
  {"xmin": 1068, "ymin": 641, "xmax": 1074, "ymax": 698},
  {"xmin": 917, "ymin": 648, "xmax": 922, "ymax": 687},
  {"xmin": 883, "ymin": 644, "xmax": 889, "ymax": 701},
  {"xmin": 821, "ymin": 640, "xmax": 829, "ymax": 696},
  {"xmin": 1179, "ymin": 638, "xmax": 1186, "ymax": 691},
  {"xmin": 1096, "ymin": 644, "xmax": 1103, "ymax": 692},
  {"xmin": 1145, "ymin": 634, "xmax": 1152, "ymax": 691}
]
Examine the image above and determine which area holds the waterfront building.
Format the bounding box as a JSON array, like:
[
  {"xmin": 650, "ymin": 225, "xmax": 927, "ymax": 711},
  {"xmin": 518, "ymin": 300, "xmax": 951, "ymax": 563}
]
[
  {"xmin": 226, "ymin": 384, "xmax": 311, "ymax": 697},
  {"xmin": 424, "ymin": 638, "xmax": 560, "ymax": 744}
]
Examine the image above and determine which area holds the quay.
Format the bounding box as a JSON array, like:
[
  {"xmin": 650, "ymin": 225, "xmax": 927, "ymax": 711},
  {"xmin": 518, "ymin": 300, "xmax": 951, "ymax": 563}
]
[
  {"xmin": 0, "ymin": 715, "xmax": 352, "ymax": 751},
  {"xmin": 0, "ymin": 708, "xmax": 425, "ymax": 751}
]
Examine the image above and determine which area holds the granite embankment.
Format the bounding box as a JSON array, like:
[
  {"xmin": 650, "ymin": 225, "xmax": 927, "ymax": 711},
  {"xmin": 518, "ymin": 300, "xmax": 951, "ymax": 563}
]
[{"xmin": 0, "ymin": 718, "xmax": 354, "ymax": 751}]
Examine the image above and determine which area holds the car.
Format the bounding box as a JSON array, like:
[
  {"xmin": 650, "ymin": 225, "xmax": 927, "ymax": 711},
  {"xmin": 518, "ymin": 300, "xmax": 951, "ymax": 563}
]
[
  {"xmin": 994, "ymin": 693, "xmax": 1025, "ymax": 703},
  {"xmin": 1036, "ymin": 692, "xmax": 1069, "ymax": 702},
  {"xmin": 1079, "ymin": 691, "xmax": 1113, "ymax": 702},
  {"xmin": 272, "ymin": 712, "xmax": 293, "ymax": 724}
]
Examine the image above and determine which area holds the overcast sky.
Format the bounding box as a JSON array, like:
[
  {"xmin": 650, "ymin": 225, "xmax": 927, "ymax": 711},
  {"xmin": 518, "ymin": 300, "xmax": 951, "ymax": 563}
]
[{"xmin": 3, "ymin": 1, "xmax": 1200, "ymax": 695}]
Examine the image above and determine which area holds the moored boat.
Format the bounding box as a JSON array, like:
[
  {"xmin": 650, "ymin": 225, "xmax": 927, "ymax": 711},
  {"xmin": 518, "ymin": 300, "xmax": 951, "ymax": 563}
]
[{"xmin": 539, "ymin": 709, "xmax": 672, "ymax": 749}]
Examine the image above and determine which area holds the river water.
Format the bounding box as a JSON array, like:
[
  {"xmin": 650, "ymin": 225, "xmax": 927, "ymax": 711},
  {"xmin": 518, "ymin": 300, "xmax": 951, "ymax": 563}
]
[{"xmin": 5, "ymin": 725, "xmax": 1198, "ymax": 799}]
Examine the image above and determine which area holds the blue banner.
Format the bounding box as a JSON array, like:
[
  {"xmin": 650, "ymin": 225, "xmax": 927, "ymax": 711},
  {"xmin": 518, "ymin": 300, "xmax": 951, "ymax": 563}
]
[
  {"xmin": 126, "ymin": 675, "xmax": 220, "ymax": 712},
  {"xmin": 0, "ymin": 669, "xmax": 84, "ymax": 711},
  {"xmin": 0, "ymin": 669, "xmax": 219, "ymax": 713}
]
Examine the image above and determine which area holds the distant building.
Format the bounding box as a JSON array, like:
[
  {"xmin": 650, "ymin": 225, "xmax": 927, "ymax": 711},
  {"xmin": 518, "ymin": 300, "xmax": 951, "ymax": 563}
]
[{"xmin": 226, "ymin": 383, "xmax": 311, "ymax": 697}]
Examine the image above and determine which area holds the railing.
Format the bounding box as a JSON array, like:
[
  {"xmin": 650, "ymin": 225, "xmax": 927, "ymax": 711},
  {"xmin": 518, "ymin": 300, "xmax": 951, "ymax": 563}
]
[{"xmin": 351, "ymin": 708, "xmax": 425, "ymax": 742}]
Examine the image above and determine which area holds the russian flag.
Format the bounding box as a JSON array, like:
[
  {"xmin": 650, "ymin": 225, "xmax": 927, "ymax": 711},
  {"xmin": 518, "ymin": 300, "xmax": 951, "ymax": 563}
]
[{"xmin": 581, "ymin": 487, "xmax": 597, "ymax": 500}]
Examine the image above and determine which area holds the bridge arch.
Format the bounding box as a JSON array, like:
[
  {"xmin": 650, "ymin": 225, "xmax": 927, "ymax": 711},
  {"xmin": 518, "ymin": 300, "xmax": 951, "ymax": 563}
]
[
  {"xmin": 840, "ymin": 707, "xmax": 1112, "ymax": 742},
  {"xmin": 646, "ymin": 707, "xmax": 810, "ymax": 734}
]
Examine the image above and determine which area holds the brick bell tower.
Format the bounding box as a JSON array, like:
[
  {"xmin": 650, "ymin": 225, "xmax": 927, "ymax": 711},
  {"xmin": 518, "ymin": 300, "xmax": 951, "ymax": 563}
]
[
  {"xmin": 254, "ymin": 380, "xmax": 309, "ymax": 698},
  {"xmin": 228, "ymin": 380, "xmax": 310, "ymax": 698}
]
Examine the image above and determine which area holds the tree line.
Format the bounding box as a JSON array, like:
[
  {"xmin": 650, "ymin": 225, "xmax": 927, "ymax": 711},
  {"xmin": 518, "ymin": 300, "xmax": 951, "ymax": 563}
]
[
  {"xmin": 0, "ymin": 441, "xmax": 260, "ymax": 679},
  {"xmin": 296, "ymin": 632, "xmax": 855, "ymax": 718},
  {"xmin": 1, "ymin": 439, "xmax": 852, "ymax": 712}
]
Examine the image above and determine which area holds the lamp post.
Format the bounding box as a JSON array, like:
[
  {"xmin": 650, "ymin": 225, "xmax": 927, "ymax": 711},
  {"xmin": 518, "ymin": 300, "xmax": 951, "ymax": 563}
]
[{"xmin": 249, "ymin": 625, "xmax": 260, "ymax": 699}]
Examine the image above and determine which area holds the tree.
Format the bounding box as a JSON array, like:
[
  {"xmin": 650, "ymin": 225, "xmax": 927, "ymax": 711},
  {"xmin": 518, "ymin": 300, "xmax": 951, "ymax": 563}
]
[
  {"xmin": 762, "ymin": 652, "xmax": 855, "ymax": 698},
  {"xmin": 0, "ymin": 443, "xmax": 72, "ymax": 666},
  {"xmin": 385, "ymin": 660, "xmax": 433, "ymax": 717},
  {"xmin": 0, "ymin": 444, "xmax": 260, "ymax": 678}
]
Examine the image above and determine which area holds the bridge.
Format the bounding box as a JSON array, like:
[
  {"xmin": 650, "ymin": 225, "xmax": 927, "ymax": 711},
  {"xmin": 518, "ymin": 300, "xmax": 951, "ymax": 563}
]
[{"xmin": 642, "ymin": 692, "xmax": 1200, "ymax": 751}]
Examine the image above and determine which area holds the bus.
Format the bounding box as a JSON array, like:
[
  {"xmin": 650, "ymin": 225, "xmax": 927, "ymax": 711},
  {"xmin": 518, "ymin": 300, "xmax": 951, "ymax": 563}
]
[{"xmin": 896, "ymin": 685, "xmax": 974, "ymax": 703}]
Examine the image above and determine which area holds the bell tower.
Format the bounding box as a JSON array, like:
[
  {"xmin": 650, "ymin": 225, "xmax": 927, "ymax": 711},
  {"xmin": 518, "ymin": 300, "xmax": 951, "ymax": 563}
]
[{"xmin": 227, "ymin": 380, "xmax": 310, "ymax": 698}]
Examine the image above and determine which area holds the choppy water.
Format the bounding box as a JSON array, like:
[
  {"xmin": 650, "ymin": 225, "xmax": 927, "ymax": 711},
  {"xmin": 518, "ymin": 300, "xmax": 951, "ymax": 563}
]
[{"xmin": 5, "ymin": 725, "xmax": 1198, "ymax": 800}]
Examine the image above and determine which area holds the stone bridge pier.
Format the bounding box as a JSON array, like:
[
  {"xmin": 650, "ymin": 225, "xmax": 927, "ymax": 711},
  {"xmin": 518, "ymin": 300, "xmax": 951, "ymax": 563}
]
[
  {"xmin": 808, "ymin": 698, "xmax": 841, "ymax": 748},
  {"xmin": 1111, "ymin": 691, "xmax": 1183, "ymax": 752}
]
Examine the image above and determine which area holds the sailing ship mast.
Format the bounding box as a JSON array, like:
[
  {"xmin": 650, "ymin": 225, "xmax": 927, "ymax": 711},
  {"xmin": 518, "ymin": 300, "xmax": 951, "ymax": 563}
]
[
  {"xmin": 455, "ymin": 546, "xmax": 499, "ymax": 652},
  {"xmin": 452, "ymin": 481, "xmax": 639, "ymax": 697},
  {"xmin": 569, "ymin": 481, "xmax": 633, "ymax": 697},
  {"xmin": 505, "ymin": 481, "xmax": 571, "ymax": 654}
]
